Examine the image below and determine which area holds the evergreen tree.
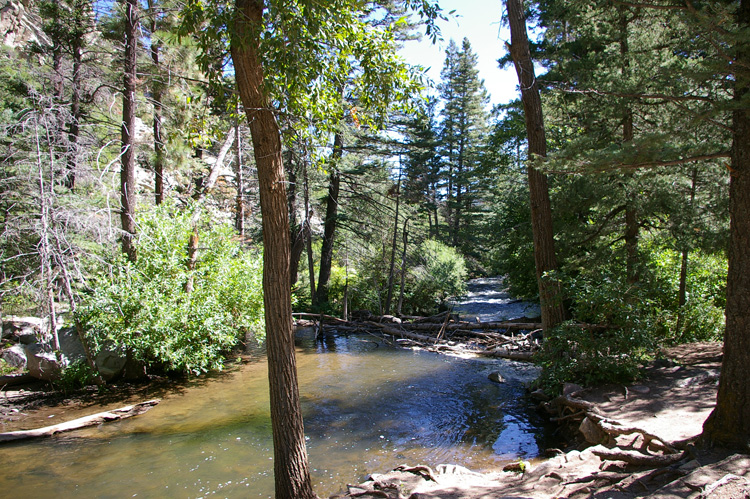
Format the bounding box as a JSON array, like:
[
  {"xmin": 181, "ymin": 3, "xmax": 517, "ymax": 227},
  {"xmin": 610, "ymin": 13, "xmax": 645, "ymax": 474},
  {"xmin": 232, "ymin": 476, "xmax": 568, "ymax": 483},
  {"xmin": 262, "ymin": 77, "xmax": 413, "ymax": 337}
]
[{"xmin": 437, "ymin": 38, "xmax": 490, "ymax": 249}]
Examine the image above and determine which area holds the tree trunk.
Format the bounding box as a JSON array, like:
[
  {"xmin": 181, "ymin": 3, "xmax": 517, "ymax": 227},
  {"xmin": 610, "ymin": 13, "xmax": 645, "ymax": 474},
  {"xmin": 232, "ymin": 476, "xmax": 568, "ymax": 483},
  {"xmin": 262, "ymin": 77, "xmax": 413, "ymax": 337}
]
[
  {"xmin": 303, "ymin": 162, "xmax": 316, "ymax": 300},
  {"xmin": 234, "ymin": 111, "xmax": 245, "ymax": 237},
  {"xmin": 676, "ymin": 168, "xmax": 698, "ymax": 333},
  {"xmin": 620, "ymin": 8, "xmax": 639, "ymax": 285},
  {"xmin": 384, "ymin": 164, "xmax": 402, "ymax": 315},
  {"xmin": 315, "ymin": 132, "xmax": 343, "ymax": 306},
  {"xmin": 397, "ymin": 218, "xmax": 408, "ymax": 316},
  {"xmin": 287, "ymin": 152, "xmax": 305, "ymax": 288},
  {"xmin": 65, "ymin": 37, "xmax": 82, "ymax": 190},
  {"xmin": 120, "ymin": 0, "xmax": 139, "ymax": 262},
  {"xmin": 148, "ymin": 0, "xmax": 165, "ymax": 205},
  {"xmin": 506, "ymin": 0, "xmax": 566, "ymax": 330},
  {"xmin": 185, "ymin": 131, "xmax": 235, "ymax": 294},
  {"xmin": 700, "ymin": 0, "xmax": 750, "ymax": 451},
  {"xmin": 230, "ymin": 1, "xmax": 315, "ymax": 497}
]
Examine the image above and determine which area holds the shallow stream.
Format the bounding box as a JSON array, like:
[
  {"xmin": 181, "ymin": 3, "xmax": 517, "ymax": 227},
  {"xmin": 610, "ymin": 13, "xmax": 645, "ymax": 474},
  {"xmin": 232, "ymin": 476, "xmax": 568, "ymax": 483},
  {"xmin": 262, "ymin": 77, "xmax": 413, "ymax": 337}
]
[{"xmin": 2, "ymin": 278, "xmax": 553, "ymax": 498}]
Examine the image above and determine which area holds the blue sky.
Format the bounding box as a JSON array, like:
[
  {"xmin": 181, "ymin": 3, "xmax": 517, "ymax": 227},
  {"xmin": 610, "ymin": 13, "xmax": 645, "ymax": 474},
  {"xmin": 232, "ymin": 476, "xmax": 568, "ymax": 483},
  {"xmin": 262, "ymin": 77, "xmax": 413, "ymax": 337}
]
[{"xmin": 398, "ymin": 0, "xmax": 520, "ymax": 107}]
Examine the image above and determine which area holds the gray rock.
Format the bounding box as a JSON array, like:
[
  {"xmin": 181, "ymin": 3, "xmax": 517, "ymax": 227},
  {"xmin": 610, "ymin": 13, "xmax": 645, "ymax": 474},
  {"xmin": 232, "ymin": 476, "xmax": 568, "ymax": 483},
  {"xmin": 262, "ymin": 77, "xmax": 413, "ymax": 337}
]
[
  {"xmin": 2, "ymin": 316, "xmax": 49, "ymax": 344},
  {"xmin": 2, "ymin": 344, "xmax": 27, "ymax": 368},
  {"xmin": 57, "ymin": 327, "xmax": 86, "ymax": 363},
  {"xmin": 25, "ymin": 343, "xmax": 65, "ymax": 381},
  {"xmin": 488, "ymin": 371, "xmax": 506, "ymax": 383},
  {"xmin": 95, "ymin": 348, "xmax": 127, "ymax": 381},
  {"xmin": 579, "ymin": 416, "xmax": 608, "ymax": 445}
]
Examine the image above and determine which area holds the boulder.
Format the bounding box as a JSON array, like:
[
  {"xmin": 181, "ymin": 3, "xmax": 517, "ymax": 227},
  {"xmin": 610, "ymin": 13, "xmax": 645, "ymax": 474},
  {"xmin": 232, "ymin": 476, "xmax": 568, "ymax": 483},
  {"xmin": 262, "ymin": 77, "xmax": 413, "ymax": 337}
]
[
  {"xmin": 95, "ymin": 349, "xmax": 127, "ymax": 381},
  {"xmin": 2, "ymin": 343, "xmax": 27, "ymax": 368},
  {"xmin": 579, "ymin": 416, "xmax": 609, "ymax": 445},
  {"xmin": 25, "ymin": 343, "xmax": 65, "ymax": 381},
  {"xmin": 488, "ymin": 372, "xmax": 506, "ymax": 383},
  {"xmin": 2, "ymin": 316, "xmax": 49, "ymax": 344},
  {"xmin": 57, "ymin": 327, "xmax": 86, "ymax": 364}
]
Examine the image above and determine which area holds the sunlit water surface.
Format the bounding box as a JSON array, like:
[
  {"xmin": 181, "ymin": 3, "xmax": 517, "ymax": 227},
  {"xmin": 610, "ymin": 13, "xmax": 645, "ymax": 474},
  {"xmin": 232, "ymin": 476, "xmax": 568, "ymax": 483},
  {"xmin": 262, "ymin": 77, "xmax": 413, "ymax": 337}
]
[{"xmin": 1, "ymin": 329, "xmax": 554, "ymax": 498}]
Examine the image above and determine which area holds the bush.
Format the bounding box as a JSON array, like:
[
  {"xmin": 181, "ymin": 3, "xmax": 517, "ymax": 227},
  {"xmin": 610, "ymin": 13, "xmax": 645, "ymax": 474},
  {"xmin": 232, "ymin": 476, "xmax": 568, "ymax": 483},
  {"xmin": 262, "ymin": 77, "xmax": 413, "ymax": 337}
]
[
  {"xmin": 77, "ymin": 203, "xmax": 264, "ymax": 375},
  {"xmin": 405, "ymin": 239, "xmax": 467, "ymax": 314},
  {"xmin": 535, "ymin": 246, "xmax": 726, "ymax": 394}
]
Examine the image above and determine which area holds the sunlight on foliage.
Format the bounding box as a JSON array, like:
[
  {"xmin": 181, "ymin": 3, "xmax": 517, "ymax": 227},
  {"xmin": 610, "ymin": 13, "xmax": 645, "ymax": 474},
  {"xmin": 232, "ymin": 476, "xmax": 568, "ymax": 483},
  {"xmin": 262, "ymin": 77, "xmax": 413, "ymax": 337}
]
[{"xmin": 77, "ymin": 203, "xmax": 264, "ymax": 375}]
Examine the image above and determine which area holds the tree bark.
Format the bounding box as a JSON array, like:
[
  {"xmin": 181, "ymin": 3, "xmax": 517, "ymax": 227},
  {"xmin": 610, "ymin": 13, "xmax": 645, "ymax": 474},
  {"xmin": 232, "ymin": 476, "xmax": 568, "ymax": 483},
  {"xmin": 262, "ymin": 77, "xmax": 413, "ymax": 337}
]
[
  {"xmin": 65, "ymin": 34, "xmax": 83, "ymax": 190},
  {"xmin": 506, "ymin": 0, "xmax": 566, "ymax": 330},
  {"xmin": 700, "ymin": 0, "xmax": 750, "ymax": 451},
  {"xmin": 230, "ymin": 1, "xmax": 315, "ymax": 497},
  {"xmin": 315, "ymin": 131, "xmax": 343, "ymax": 306},
  {"xmin": 234, "ymin": 110, "xmax": 245, "ymax": 236},
  {"xmin": 148, "ymin": 0, "xmax": 165, "ymax": 205},
  {"xmin": 287, "ymin": 152, "xmax": 305, "ymax": 288},
  {"xmin": 120, "ymin": 0, "xmax": 139, "ymax": 262},
  {"xmin": 384, "ymin": 164, "xmax": 402, "ymax": 315}
]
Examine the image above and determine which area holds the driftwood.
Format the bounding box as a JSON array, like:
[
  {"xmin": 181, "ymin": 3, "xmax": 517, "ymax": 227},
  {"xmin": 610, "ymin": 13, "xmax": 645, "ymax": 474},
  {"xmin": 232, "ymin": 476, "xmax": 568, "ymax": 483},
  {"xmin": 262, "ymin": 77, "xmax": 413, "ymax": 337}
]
[
  {"xmin": 293, "ymin": 311, "xmax": 554, "ymax": 361},
  {"xmin": 0, "ymin": 399, "xmax": 161, "ymax": 443}
]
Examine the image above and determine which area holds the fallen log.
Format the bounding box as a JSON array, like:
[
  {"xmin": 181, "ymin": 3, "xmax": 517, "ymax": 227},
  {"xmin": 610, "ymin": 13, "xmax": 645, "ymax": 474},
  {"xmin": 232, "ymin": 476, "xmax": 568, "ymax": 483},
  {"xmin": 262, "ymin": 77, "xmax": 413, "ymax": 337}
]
[
  {"xmin": 0, "ymin": 399, "xmax": 161, "ymax": 443},
  {"xmin": 366, "ymin": 322, "xmax": 436, "ymax": 343},
  {"xmin": 292, "ymin": 313, "xmax": 348, "ymax": 324},
  {"xmin": 476, "ymin": 348, "xmax": 536, "ymax": 361}
]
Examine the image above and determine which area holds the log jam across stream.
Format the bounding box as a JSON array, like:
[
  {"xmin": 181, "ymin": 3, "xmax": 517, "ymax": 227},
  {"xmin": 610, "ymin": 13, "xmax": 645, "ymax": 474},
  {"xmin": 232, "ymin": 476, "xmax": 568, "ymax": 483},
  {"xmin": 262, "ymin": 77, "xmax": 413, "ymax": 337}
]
[{"xmin": 0, "ymin": 279, "xmax": 556, "ymax": 498}]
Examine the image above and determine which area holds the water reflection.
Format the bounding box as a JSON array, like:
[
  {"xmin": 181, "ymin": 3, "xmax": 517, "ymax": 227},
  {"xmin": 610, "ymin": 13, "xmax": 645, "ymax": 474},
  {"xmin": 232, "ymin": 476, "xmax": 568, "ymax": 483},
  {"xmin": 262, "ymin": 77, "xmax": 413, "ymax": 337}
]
[{"xmin": 0, "ymin": 329, "xmax": 554, "ymax": 498}]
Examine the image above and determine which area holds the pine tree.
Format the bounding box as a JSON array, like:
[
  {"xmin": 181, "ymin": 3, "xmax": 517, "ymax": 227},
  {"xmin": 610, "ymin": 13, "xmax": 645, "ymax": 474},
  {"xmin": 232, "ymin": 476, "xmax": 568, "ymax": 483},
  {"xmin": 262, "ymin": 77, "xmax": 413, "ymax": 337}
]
[{"xmin": 438, "ymin": 38, "xmax": 489, "ymax": 248}]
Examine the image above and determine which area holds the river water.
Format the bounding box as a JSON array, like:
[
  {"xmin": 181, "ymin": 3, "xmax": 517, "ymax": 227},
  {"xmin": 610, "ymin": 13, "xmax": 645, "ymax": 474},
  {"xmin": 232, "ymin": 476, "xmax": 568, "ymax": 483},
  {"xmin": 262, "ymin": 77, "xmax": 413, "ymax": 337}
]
[{"xmin": 2, "ymin": 278, "xmax": 552, "ymax": 498}]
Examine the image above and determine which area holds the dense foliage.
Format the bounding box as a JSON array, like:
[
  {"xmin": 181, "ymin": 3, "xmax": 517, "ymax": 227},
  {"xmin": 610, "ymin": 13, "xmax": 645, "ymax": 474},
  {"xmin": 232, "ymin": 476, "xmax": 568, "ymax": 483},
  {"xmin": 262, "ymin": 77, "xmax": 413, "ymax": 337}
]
[
  {"xmin": 77, "ymin": 204, "xmax": 264, "ymax": 374},
  {"xmin": 0, "ymin": 0, "xmax": 737, "ymax": 395}
]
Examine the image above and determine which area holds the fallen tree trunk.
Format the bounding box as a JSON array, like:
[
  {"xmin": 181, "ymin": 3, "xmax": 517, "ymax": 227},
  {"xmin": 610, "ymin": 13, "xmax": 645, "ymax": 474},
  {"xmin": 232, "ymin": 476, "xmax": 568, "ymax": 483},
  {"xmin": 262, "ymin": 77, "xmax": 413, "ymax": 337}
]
[
  {"xmin": 476, "ymin": 348, "xmax": 536, "ymax": 361},
  {"xmin": 0, "ymin": 399, "xmax": 161, "ymax": 443}
]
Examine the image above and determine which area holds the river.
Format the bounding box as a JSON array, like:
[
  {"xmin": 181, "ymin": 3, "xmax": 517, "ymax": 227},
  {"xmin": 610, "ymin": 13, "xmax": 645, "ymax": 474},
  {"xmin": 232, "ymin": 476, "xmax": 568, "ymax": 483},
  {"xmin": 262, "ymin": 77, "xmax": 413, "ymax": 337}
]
[{"xmin": 1, "ymin": 278, "xmax": 552, "ymax": 498}]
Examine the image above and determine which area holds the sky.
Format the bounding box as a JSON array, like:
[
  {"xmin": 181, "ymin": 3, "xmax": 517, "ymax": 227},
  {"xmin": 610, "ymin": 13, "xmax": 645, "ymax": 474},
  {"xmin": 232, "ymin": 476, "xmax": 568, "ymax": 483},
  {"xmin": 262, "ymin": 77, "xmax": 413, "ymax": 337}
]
[{"xmin": 398, "ymin": 0, "xmax": 520, "ymax": 108}]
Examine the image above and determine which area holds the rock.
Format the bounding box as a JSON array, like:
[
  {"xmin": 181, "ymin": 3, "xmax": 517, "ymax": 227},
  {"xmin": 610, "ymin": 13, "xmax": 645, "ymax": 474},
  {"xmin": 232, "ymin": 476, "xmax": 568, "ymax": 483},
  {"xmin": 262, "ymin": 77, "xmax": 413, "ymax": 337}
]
[
  {"xmin": 579, "ymin": 416, "xmax": 609, "ymax": 445},
  {"xmin": 563, "ymin": 382, "xmax": 584, "ymax": 396},
  {"xmin": 488, "ymin": 372, "xmax": 506, "ymax": 383},
  {"xmin": 25, "ymin": 343, "xmax": 65, "ymax": 381},
  {"xmin": 2, "ymin": 316, "xmax": 49, "ymax": 344},
  {"xmin": 57, "ymin": 327, "xmax": 86, "ymax": 363},
  {"xmin": 95, "ymin": 349, "xmax": 127, "ymax": 381},
  {"xmin": 2, "ymin": 344, "xmax": 26, "ymax": 368},
  {"xmin": 529, "ymin": 388, "xmax": 551, "ymax": 402},
  {"xmin": 629, "ymin": 384, "xmax": 650, "ymax": 394}
]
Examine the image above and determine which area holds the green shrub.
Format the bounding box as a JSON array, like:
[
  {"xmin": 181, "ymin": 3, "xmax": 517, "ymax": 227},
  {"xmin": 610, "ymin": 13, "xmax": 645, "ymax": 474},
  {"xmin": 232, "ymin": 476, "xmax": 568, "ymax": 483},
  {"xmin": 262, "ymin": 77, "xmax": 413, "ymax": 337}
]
[
  {"xmin": 55, "ymin": 360, "xmax": 96, "ymax": 393},
  {"xmin": 77, "ymin": 203, "xmax": 264, "ymax": 375},
  {"xmin": 405, "ymin": 239, "xmax": 467, "ymax": 314}
]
